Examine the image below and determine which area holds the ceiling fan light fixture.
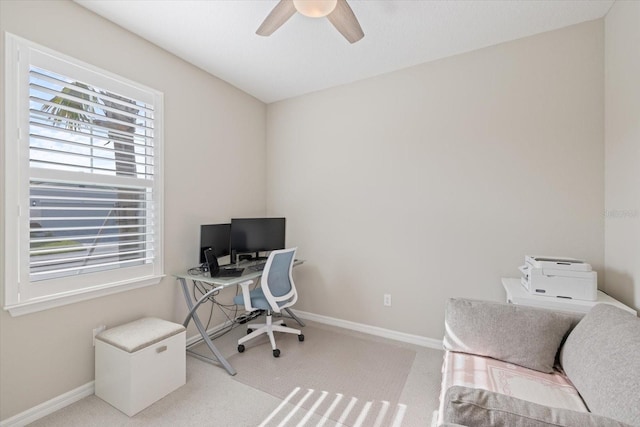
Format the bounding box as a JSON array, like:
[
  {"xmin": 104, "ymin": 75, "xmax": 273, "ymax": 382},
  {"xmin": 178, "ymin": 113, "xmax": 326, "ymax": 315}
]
[
  {"xmin": 293, "ymin": 0, "xmax": 338, "ymax": 18},
  {"xmin": 257, "ymin": 0, "xmax": 363, "ymax": 44}
]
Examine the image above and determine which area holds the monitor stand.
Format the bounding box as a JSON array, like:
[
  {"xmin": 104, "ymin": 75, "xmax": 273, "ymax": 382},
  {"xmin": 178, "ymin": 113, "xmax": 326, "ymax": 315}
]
[
  {"xmin": 236, "ymin": 254, "xmax": 253, "ymax": 262},
  {"xmin": 235, "ymin": 252, "xmax": 269, "ymax": 263}
]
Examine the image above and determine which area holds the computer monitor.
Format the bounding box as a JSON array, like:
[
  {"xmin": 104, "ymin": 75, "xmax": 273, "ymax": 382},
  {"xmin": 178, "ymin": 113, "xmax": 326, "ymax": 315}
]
[
  {"xmin": 199, "ymin": 223, "xmax": 231, "ymax": 263},
  {"xmin": 230, "ymin": 217, "xmax": 286, "ymax": 262}
]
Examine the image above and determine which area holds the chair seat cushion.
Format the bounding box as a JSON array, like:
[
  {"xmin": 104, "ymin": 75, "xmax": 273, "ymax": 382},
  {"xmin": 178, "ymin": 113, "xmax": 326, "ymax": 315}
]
[
  {"xmin": 233, "ymin": 288, "xmax": 271, "ymax": 310},
  {"xmin": 233, "ymin": 287, "xmax": 294, "ymax": 311}
]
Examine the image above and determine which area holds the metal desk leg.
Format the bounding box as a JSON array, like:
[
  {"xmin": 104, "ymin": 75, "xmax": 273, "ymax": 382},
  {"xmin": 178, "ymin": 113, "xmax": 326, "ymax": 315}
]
[
  {"xmin": 177, "ymin": 277, "xmax": 237, "ymax": 376},
  {"xmin": 284, "ymin": 307, "xmax": 305, "ymax": 327}
]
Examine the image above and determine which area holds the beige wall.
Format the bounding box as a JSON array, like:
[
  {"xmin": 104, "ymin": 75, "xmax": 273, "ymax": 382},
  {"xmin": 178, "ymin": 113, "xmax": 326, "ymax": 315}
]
[
  {"xmin": 0, "ymin": 0, "xmax": 266, "ymax": 420},
  {"xmin": 604, "ymin": 0, "xmax": 640, "ymax": 311},
  {"xmin": 266, "ymin": 20, "xmax": 605, "ymax": 338}
]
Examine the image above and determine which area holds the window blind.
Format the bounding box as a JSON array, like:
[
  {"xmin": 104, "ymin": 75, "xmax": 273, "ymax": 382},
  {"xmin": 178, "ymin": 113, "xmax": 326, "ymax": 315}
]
[{"xmin": 28, "ymin": 66, "xmax": 157, "ymax": 282}]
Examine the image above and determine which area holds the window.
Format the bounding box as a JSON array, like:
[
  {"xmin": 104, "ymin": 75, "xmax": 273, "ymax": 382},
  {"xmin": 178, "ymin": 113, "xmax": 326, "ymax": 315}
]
[{"xmin": 4, "ymin": 34, "xmax": 164, "ymax": 315}]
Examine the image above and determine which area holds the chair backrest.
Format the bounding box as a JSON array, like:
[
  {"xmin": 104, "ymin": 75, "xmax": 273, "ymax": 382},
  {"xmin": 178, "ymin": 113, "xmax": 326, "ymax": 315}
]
[{"xmin": 260, "ymin": 247, "xmax": 297, "ymax": 313}]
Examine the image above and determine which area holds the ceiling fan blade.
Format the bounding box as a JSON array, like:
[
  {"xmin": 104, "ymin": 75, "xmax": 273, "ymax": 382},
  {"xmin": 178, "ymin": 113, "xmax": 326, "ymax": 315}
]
[
  {"xmin": 256, "ymin": 0, "xmax": 297, "ymax": 36},
  {"xmin": 327, "ymin": 0, "xmax": 364, "ymax": 43}
]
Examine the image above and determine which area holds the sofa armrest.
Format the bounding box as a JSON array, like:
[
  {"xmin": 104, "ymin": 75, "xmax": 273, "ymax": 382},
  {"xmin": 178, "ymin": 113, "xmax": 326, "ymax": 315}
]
[
  {"xmin": 560, "ymin": 304, "xmax": 640, "ymax": 425},
  {"xmin": 441, "ymin": 386, "xmax": 631, "ymax": 427},
  {"xmin": 443, "ymin": 298, "xmax": 578, "ymax": 373}
]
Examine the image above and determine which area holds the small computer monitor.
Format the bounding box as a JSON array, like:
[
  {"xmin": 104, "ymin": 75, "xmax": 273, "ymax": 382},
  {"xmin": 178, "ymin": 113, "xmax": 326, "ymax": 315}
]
[
  {"xmin": 199, "ymin": 223, "xmax": 231, "ymax": 263},
  {"xmin": 230, "ymin": 217, "xmax": 286, "ymax": 261}
]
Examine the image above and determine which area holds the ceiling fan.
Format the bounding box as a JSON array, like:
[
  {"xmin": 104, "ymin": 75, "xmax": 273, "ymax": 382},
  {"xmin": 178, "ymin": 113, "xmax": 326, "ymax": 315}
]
[{"xmin": 256, "ymin": 0, "xmax": 364, "ymax": 44}]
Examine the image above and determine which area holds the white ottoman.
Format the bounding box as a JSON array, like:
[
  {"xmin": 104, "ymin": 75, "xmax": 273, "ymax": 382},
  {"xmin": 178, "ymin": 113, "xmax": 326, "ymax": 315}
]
[{"xmin": 95, "ymin": 317, "xmax": 186, "ymax": 416}]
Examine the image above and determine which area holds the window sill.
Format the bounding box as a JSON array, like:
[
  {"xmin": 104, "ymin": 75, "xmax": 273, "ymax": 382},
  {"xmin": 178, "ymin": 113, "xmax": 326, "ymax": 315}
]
[{"xmin": 3, "ymin": 275, "xmax": 164, "ymax": 317}]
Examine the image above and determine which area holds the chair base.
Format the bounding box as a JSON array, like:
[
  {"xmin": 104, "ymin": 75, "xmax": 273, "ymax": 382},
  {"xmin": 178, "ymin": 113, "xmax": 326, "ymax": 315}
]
[{"xmin": 237, "ymin": 312, "xmax": 302, "ymax": 356}]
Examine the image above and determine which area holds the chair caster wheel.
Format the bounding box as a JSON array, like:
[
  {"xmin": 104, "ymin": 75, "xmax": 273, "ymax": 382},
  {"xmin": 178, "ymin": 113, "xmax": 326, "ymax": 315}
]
[
  {"xmin": 298, "ymin": 334, "xmax": 305, "ymax": 342},
  {"xmin": 281, "ymin": 323, "xmax": 287, "ymax": 327},
  {"xmin": 247, "ymin": 329, "xmax": 253, "ymax": 334},
  {"xmin": 238, "ymin": 345, "xmax": 245, "ymax": 353},
  {"xmin": 273, "ymin": 349, "xmax": 280, "ymax": 358}
]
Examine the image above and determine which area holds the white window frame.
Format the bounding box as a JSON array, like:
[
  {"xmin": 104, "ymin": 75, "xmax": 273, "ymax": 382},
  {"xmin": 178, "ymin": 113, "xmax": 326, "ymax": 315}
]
[{"xmin": 3, "ymin": 33, "xmax": 164, "ymax": 316}]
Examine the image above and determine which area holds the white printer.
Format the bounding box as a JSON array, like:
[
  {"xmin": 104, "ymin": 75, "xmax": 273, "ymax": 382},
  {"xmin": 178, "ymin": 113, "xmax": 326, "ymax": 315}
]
[{"xmin": 519, "ymin": 255, "xmax": 597, "ymax": 301}]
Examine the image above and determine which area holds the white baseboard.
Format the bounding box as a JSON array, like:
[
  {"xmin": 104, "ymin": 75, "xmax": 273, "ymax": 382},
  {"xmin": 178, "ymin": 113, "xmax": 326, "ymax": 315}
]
[
  {"xmin": 185, "ymin": 319, "xmax": 235, "ymax": 347},
  {"xmin": 184, "ymin": 310, "xmax": 444, "ymax": 350},
  {"xmin": 291, "ymin": 309, "xmax": 443, "ymax": 350},
  {"xmin": 0, "ymin": 382, "xmax": 94, "ymax": 427}
]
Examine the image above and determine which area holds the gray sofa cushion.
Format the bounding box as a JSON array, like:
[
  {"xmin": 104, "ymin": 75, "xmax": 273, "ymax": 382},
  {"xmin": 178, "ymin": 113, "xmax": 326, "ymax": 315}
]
[
  {"xmin": 443, "ymin": 298, "xmax": 574, "ymax": 373},
  {"xmin": 441, "ymin": 386, "xmax": 631, "ymax": 427},
  {"xmin": 560, "ymin": 303, "xmax": 640, "ymax": 426}
]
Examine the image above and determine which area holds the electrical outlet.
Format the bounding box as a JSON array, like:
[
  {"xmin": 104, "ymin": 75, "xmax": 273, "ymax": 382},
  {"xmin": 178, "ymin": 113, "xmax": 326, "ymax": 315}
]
[
  {"xmin": 92, "ymin": 325, "xmax": 106, "ymax": 346},
  {"xmin": 383, "ymin": 294, "xmax": 392, "ymax": 307}
]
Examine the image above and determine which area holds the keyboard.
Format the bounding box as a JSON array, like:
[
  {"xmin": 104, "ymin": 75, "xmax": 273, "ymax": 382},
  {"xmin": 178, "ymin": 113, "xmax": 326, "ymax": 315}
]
[
  {"xmin": 249, "ymin": 263, "xmax": 266, "ymax": 271},
  {"xmin": 213, "ymin": 268, "xmax": 244, "ymax": 278}
]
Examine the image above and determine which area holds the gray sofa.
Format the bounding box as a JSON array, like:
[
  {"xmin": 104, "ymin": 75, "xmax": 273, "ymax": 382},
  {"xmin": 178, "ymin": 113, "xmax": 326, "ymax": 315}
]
[{"xmin": 436, "ymin": 298, "xmax": 640, "ymax": 427}]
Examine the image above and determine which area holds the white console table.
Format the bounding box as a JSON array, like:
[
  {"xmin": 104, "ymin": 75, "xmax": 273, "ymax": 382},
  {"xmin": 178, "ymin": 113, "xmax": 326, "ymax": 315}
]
[{"xmin": 502, "ymin": 277, "xmax": 637, "ymax": 316}]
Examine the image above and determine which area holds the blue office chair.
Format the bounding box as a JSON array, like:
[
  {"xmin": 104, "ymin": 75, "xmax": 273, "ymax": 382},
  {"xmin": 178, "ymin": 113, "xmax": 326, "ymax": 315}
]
[{"xmin": 234, "ymin": 247, "xmax": 304, "ymax": 357}]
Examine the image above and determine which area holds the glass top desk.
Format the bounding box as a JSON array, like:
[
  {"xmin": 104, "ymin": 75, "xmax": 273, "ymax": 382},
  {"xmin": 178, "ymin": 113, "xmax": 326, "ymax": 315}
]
[{"xmin": 175, "ymin": 259, "xmax": 305, "ymax": 376}]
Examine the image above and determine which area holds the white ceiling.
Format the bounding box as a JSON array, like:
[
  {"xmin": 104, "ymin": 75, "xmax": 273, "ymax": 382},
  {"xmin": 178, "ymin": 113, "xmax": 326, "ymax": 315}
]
[{"xmin": 74, "ymin": 0, "xmax": 614, "ymax": 104}]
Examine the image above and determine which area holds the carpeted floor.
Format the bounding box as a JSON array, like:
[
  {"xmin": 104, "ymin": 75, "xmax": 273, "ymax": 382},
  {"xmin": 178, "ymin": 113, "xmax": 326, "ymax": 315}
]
[
  {"xmin": 227, "ymin": 324, "xmax": 417, "ymax": 426},
  {"xmin": 28, "ymin": 319, "xmax": 444, "ymax": 426}
]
